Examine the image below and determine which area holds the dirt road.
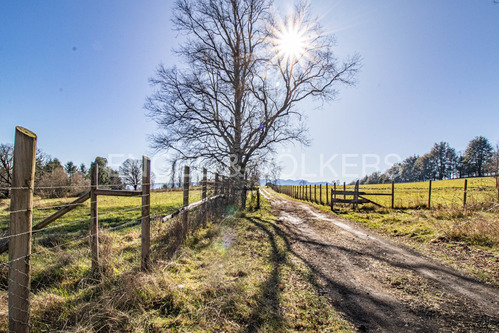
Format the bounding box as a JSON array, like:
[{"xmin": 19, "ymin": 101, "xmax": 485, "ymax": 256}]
[{"xmin": 260, "ymin": 188, "xmax": 499, "ymax": 332}]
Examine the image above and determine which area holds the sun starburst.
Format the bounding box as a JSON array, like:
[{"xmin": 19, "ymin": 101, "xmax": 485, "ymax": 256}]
[{"xmin": 270, "ymin": 15, "xmax": 312, "ymax": 64}]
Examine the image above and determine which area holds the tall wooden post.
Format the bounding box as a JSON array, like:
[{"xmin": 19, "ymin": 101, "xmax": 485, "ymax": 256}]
[
  {"xmin": 8, "ymin": 127, "xmax": 36, "ymax": 333},
  {"xmin": 343, "ymin": 182, "xmax": 346, "ymax": 200},
  {"xmin": 202, "ymin": 168, "xmax": 207, "ymax": 226},
  {"xmin": 314, "ymin": 185, "xmax": 317, "ymax": 203},
  {"xmin": 463, "ymin": 179, "xmax": 468, "ymax": 209},
  {"xmin": 141, "ymin": 156, "xmax": 151, "ymax": 272},
  {"xmin": 334, "ymin": 183, "xmax": 337, "ymax": 201},
  {"xmin": 428, "ymin": 180, "xmax": 432, "ymax": 209},
  {"xmin": 391, "ymin": 180, "xmax": 395, "ymax": 209},
  {"xmin": 182, "ymin": 166, "xmax": 190, "ymax": 233},
  {"xmin": 90, "ymin": 160, "xmax": 99, "ymax": 275},
  {"xmin": 309, "ymin": 185, "xmax": 312, "ymax": 202},
  {"xmin": 319, "ymin": 185, "xmax": 322, "ymax": 205}
]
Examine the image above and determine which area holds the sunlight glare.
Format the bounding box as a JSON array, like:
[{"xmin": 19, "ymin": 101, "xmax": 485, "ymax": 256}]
[{"xmin": 273, "ymin": 19, "xmax": 310, "ymax": 63}]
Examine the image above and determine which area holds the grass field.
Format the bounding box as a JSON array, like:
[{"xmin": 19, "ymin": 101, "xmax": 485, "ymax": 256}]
[
  {"xmin": 280, "ymin": 176, "xmax": 498, "ymax": 209},
  {"xmin": 0, "ymin": 189, "xmax": 202, "ymax": 244},
  {"xmin": 0, "ymin": 191, "xmax": 353, "ymax": 332}
]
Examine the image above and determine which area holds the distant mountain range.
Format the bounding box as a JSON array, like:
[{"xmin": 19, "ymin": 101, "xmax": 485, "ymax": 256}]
[{"xmin": 260, "ymin": 179, "xmax": 332, "ymax": 186}]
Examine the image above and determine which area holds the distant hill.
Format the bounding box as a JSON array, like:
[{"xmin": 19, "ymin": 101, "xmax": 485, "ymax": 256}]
[{"xmin": 260, "ymin": 179, "xmax": 332, "ymax": 186}]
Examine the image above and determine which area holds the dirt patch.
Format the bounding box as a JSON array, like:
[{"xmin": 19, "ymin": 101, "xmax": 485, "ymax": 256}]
[{"xmin": 260, "ymin": 188, "xmax": 499, "ymax": 332}]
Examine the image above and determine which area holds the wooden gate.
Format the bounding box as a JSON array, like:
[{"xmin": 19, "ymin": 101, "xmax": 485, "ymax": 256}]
[{"xmin": 330, "ymin": 180, "xmax": 394, "ymax": 210}]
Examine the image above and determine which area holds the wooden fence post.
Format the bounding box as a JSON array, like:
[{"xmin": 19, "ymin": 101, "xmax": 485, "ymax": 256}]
[
  {"xmin": 391, "ymin": 180, "xmax": 395, "ymax": 209},
  {"xmin": 319, "ymin": 185, "xmax": 322, "ymax": 205},
  {"xmin": 182, "ymin": 166, "xmax": 190, "ymax": 234},
  {"xmin": 202, "ymin": 168, "xmax": 207, "ymax": 225},
  {"xmin": 90, "ymin": 160, "xmax": 99, "ymax": 275},
  {"xmin": 343, "ymin": 182, "xmax": 346, "ymax": 201},
  {"xmin": 325, "ymin": 183, "xmax": 329, "ymax": 206},
  {"xmin": 428, "ymin": 180, "xmax": 432, "ymax": 209},
  {"xmin": 334, "ymin": 183, "xmax": 337, "ymax": 202},
  {"xmin": 8, "ymin": 127, "xmax": 37, "ymax": 333},
  {"xmin": 330, "ymin": 189, "xmax": 333, "ymax": 211},
  {"xmin": 353, "ymin": 180, "xmax": 359, "ymax": 210},
  {"xmin": 214, "ymin": 173, "xmax": 219, "ymax": 195},
  {"xmin": 141, "ymin": 156, "xmax": 151, "ymax": 272},
  {"xmin": 220, "ymin": 176, "xmax": 225, "ymax": 195},
  {"xmin": 309, "ymin": 185, "xmax": 312, "ymax": 202},
  {"xmin": 256, "ymin": 188, "xmax": 260, "ymax": 209},
  {"xmin": 463, "ymin": 179, "xmax": 468, "ymax": 209},
  {"xmin": 314, "ymin": 185, "xmax": 317, "ymax": 203}
]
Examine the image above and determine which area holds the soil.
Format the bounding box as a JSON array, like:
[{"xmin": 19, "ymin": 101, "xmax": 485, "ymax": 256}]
[{"xmin": 260, "ymin": 188, "xmax": 499, "ymax": 332}]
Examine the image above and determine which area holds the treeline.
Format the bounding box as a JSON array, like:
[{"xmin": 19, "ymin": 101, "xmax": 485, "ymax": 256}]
[
  {"xmin": 356, "ymin": 136, "xmax": 498, "ymax": 185},
  {"xmin": 0, "ymin": 144, "xmax": 123, "ymax": 199}
]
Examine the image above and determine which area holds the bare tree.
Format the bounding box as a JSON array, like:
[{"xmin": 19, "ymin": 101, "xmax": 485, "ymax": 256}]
[
  {"xmin": 0, "ymin": 144, "xmax": 13, "ymax": 198},
  {"xmin": 146, "ymin": 0, "xmax": 360, "ymax": 206},
  {"xmin": 119, "ymin": 159, "xmax": 142, "ymax": 190}
]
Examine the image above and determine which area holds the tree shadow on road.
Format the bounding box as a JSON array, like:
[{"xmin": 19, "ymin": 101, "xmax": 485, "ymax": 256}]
[
  {"xmin": 242, "ymin": 217, "xmax": 287, "ymax": 332},
  {"xmin": 247, "ymin": 216, "xmax": 430, "ymax": 332}
]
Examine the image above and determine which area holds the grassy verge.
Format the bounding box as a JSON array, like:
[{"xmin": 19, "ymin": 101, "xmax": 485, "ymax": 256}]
[
  {"xmin": 0, "ymin": 194, "xmax": 354, "ymax": 332},
  {"xmin": 269, "ymin": 187, "xmax": 499, "ymax": 286}
]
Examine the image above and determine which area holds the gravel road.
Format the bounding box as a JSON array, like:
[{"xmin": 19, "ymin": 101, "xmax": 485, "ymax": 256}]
[{"xmin": 260, "ymin": 187, "xmax": 499, "ymax": 332}]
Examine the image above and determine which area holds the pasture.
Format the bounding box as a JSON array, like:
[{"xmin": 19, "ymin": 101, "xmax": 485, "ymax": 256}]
[{"xmin": 280, "ymin": 177, "xmax": 498, "ymax": 209}]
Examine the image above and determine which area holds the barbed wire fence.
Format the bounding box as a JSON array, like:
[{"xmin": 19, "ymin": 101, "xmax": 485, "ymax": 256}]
[{"xmin": 0, "ymin": 127, "xmax": 236, "ymax": 332}]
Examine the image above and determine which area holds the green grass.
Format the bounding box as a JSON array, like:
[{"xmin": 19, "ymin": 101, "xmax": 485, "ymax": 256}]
[
  {"xmin": 0, "ymin": 190, "xmax": 202, "ymax": 248},
  {"xmin": 0, "ymin": 191, "xmax": 354, "ymax": 332},
  {"xmin": 280, "ymin": 176, "xmax": 498, "ymax": 209}
]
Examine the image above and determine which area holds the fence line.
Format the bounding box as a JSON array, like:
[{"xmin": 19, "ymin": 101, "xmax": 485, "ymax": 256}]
[
  {"xmin": 272, "ymin": 176, "xmax": 498, "ymax": 211},
  {"xmin": 1, "ymin": 127, "xmax": 234, "ymax": 332}
]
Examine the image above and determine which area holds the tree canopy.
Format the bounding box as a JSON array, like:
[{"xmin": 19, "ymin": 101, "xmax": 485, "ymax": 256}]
[{"xmin": 146, "ymin": 0, "xmax": 360, "ymax": 205}]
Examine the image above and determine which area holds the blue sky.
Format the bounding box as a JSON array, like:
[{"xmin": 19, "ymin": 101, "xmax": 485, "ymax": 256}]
[{"xmin": 0, "ymin": 1, "xmax": 498, "ymax": 183}]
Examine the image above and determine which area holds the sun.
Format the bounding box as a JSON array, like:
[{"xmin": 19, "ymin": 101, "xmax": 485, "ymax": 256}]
[{"xmin": 271, "ymin": 18, "xmax": 311, "ymax": 63}]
